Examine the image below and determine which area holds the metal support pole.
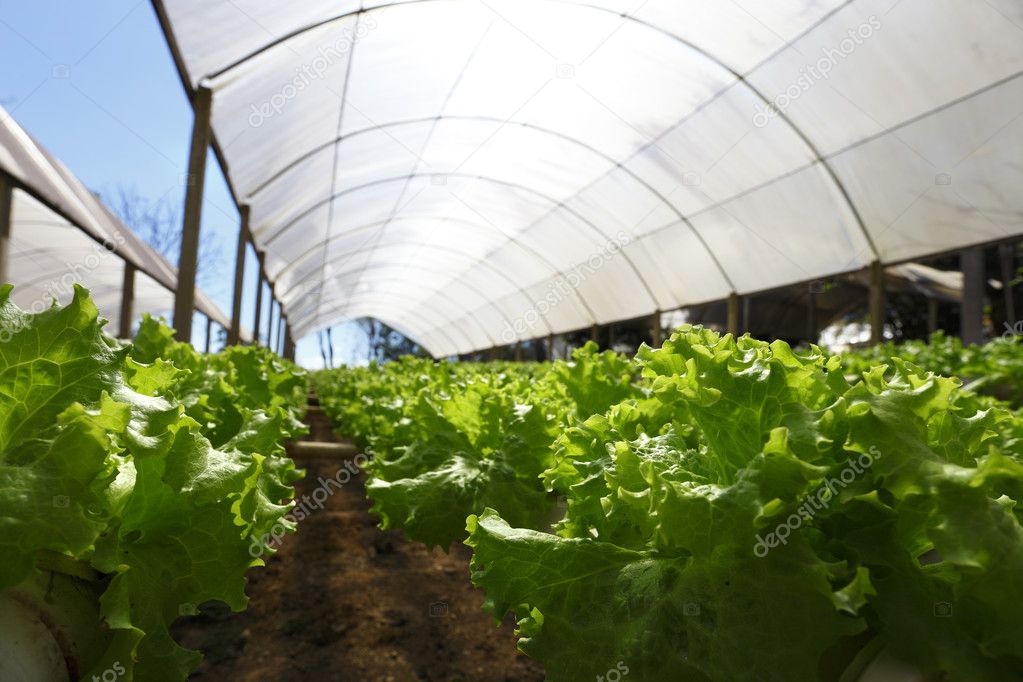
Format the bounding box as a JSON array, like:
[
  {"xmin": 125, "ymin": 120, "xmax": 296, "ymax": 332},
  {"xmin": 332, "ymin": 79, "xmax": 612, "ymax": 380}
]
[
  {"xmin": 204, "ymin": 315, "xmax": 213, "ymax": 354},
  {"xmin": 514, "ymin": 342, "xmax": 523, "ymax": 362},
  {"xmin": 253, "ymin": 272, "xmax": 264, "ymax": 346},
  {"xmin": 277, "ymin": 314, "xmax": 285, "ymax": 355},
  {"xmin": 651, "ymin": 310, "xmax": 662, "ymax": 347},
  {"xmin": 0, "ymin": 173, "xmax": 12, "ymax": 284},
  {"xmin": 927, "ymin": 298, "xmax": 939, "ymax": 334},
  {"xmin": 961, "ymin": 247, "xmax": 985, "ymax": 346},
  {"xmin": 173, "ymin": 84, "xmax": 213, "ymax": 342},
  {"xmin": 999, "ymin": 243, "xmax": 1016, "ymax": 326},
  {"xmin": 547, "ymin": 333, "xmax": 554, "ymax": 361},
  {"xmin": 283, "ymin": 323, "xmax": 295, "ymax": 361},
  {"xmin": 869, "ymin": 261, "xmax": 885, "ymax": 345},
  {"xmin": 266, "ymin": 296, "xmax": 275, "ymax": 350},
  {"xmin": 228, "ymin": 206, "xmax": 249, "ymax": 345},
  {"xmin": 591, "ymin": 323, "xmax": 599, "ymax": 345},
  {"xmin": 118, "ymin": 263, "xmax": 136, "ymax": 339},
  {"xmin": 807, "ymin": 290, "xmax": 817, "ymax": 343},
  {"xmin": 726, "ymin": 293, "xmax": 739, "ymax": 336}
]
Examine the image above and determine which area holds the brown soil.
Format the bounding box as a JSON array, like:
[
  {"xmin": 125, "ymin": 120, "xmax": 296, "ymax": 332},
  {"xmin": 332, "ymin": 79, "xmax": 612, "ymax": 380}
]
[{"xmin": 171, "ymin": 404, "xmax": 545, "ymax": 682}]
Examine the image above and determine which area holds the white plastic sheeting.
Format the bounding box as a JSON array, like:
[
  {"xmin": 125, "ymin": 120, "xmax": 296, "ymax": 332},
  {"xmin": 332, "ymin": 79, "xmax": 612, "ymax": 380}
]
[
  {"xmin": 155, "ymin": 0, "xmax": 1023, "ymax": 356},
  {"xmin": 0, "ymin": 106, "xmax": 233, "ymax": 334},
  {"xmin": 7, "ymin": 190, "xmax": 175, "ymax": 334}
]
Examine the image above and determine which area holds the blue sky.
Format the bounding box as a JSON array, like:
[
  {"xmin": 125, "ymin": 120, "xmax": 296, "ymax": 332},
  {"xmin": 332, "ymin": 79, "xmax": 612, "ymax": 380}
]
[{"xmin": 0, "ymin": 0, "xmax": 363, "ymax": 366}]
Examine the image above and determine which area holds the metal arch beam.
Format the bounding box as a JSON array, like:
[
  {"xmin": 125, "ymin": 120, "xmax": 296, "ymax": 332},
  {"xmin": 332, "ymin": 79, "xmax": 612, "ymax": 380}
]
[
  {"xmin": 262, "ymin": 178, "xmax": 598, "ymax": 326},
  {"xmin": 244, "ymin": 114, "xmax": 735, "ymax": 298},
  {"xmin": 307, "ymin": 298, "xmax": 468, "ymax": 357},
  {"xmin": 270, "ymin": 219, "xmax": 549, "ymax": 325},
  {"xmin": 309, "ymin": 294, "xmax": 482, "ymax": 357},
  {"xmin": 287, "ymin": 264, "xmax": 513, "ymax": 350},
  {"xmin": 200, "ymin": 0, "xmax": 875, "ymax": 269},
  {"xmin": 298, "ymin": 291, "xmax": 475, "ymax": 353},
  {"xmin": 300, "ymin": 305, "xmax": 458, "ymax": 358},
  {"xmin": 268, "ymin": 214, "xmax": 507, "ymax": 281},
  {"xmin": 283, "ymin": 253, "xmax": 525, "ymax": 327},
  {"xmin": 292, "ymin": 288, "xmax": 475, "ymax": 354},
  {"xmin": 298, "ymin": 291, "xmax": 475, "ymax": 351},
  {"xmin": 280, "ymin": 245, "xmax": 550, "ymax": 340},
  {"xmin": 285, "ymin": 261, "xmax": 511, "ymax": 348},
  {"xmin": 260, "ymin": 172, "xmax": 660, "ymax": 316},
  {"xmin": 561, "ymin": 0, "xmax": 879, "ymax": 261},
  {"xmin": 259, "ymin": 179, "xmax": 598, "ymax": 329}
]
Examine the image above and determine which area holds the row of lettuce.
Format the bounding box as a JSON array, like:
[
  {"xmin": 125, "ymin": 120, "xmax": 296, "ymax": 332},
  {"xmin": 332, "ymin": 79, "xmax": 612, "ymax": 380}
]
[
  {"xmin": 0, "ymin": 287, "xmax": 307, "ymax": 681},
  {"xmin": 316, "ymin": 329, "xmax": 1023, "ymax": 681}
]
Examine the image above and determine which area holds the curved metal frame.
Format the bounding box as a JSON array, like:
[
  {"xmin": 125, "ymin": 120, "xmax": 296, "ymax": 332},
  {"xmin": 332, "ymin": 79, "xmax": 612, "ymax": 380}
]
[
  {"xmin": 296, "ymin": 290, "xmax": 476, "ymax": 352},
  {"xmin": 166, "ymin": 0, "xmax": 886, "ymax": 346},
  {"xmin": 205, "ymin": 0, "xmax": 877, "ymax": 262},
  {"xmin": 260, "ymin": 172, "xmax": 660, "ymax": 322},
  {"xmin": 284, "ymin": 256, "xmax": 551, "ymax": 342},
  {"xmin": 287, "ymin": 261, "xmax": 512, "ymax": 347},
  {"xmin": 280, "ymin": 240, "xmax": 557, "ymax": 336}
]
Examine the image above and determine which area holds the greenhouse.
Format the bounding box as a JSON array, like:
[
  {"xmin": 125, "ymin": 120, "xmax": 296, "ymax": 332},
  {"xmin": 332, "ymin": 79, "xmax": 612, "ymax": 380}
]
[{"xmin": 0, "ymin": 0, "xmax": 1022, "ymax": 680}]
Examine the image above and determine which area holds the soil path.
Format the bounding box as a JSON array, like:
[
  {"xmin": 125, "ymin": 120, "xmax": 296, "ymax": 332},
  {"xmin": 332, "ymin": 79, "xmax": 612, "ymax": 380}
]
[{"xmin": 171, "ymin": 401, "xmax": 544, "ymax": 682}]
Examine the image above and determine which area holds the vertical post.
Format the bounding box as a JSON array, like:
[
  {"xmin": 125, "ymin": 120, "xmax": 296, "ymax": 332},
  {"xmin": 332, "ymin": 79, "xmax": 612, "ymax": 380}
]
[
  {"xmin": 0, "ymin": 173, "xmax": 12, "ymax": 284},
  {"xmin": 726, "ymin": 293, "xmax": 739, "ymax": 336},
  {"xmin": 807, "ymin": 289, "xmax": 817, "ymax": 343},
  {"xmin": 650, "ymin": 310, "xmax": 662, "ymax": 347},
  {"xmin": 266, "ymin": 296, "xmax": 275, "ymax": 350},
  {"xmin": 869, "ymin": 260, "xmax": 885, "ymax": 345},
  {"xmin": 927, "ymin": 298, "xmax": 939, "ymax": 334},
  {"xmin": 283, "ymin": 323, "xmax": 295, "ymax": 361},
  {"xmin": 253, "ymin": 272, "xmax": 264, "ymax": 346},
  {"xmin": 547, "ymin": 333, "xmax": 554, "ymax": 361},
  {"xmin": 591, "ymin": 323, "xmax": 599, "ymax": 346},
  {"xmin": 228, "ymin": 206, "xmax": 249, "ymax": 345},
  {"xmin": 999, "ymin": 243, "xmax": 1016, "ymax": 326},
  {"xmin": 204, "ymin": 316, "xmax": 213, "ymax": 354},
  {"xmin": 277, "ymin": 315, "xmax": 285, "ymax": 355},
  {"xmin": 173, "ymin": 84, "xmax": 213, "ymax": 342},
  {"xmin": 488, "ymin": 346, "xmax": 497, "ymax": 361},
  {"xmin": 118, "ymin": 263, "xmax": 136, "ymax": 339},
  {"xmin": 961, "ymin": 246, "xmax": 985, "ymax": 346}
]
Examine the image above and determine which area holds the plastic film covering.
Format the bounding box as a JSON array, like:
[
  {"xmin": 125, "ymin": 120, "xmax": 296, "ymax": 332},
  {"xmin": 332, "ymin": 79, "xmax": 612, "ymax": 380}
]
[{"xmin": 156, "ymin": 0, "xmax": 1023, "ymax": 356}]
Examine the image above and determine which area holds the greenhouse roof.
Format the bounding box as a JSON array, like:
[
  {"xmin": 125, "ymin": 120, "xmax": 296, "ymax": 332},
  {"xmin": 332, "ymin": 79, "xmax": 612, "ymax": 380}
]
[
  {"xmin": 154, "ymin": 0, "xmax": 1023, "ymax": 356},
  {"xmin": 0, "ymin": 106, "xmax": 234, "ymax": 335}
]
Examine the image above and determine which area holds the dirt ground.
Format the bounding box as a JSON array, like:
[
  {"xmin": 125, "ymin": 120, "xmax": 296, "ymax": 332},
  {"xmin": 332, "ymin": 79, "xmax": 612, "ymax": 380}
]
[{"xmin": 170, "ymin": 404, "xmax": 545, "ymax": 682}]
